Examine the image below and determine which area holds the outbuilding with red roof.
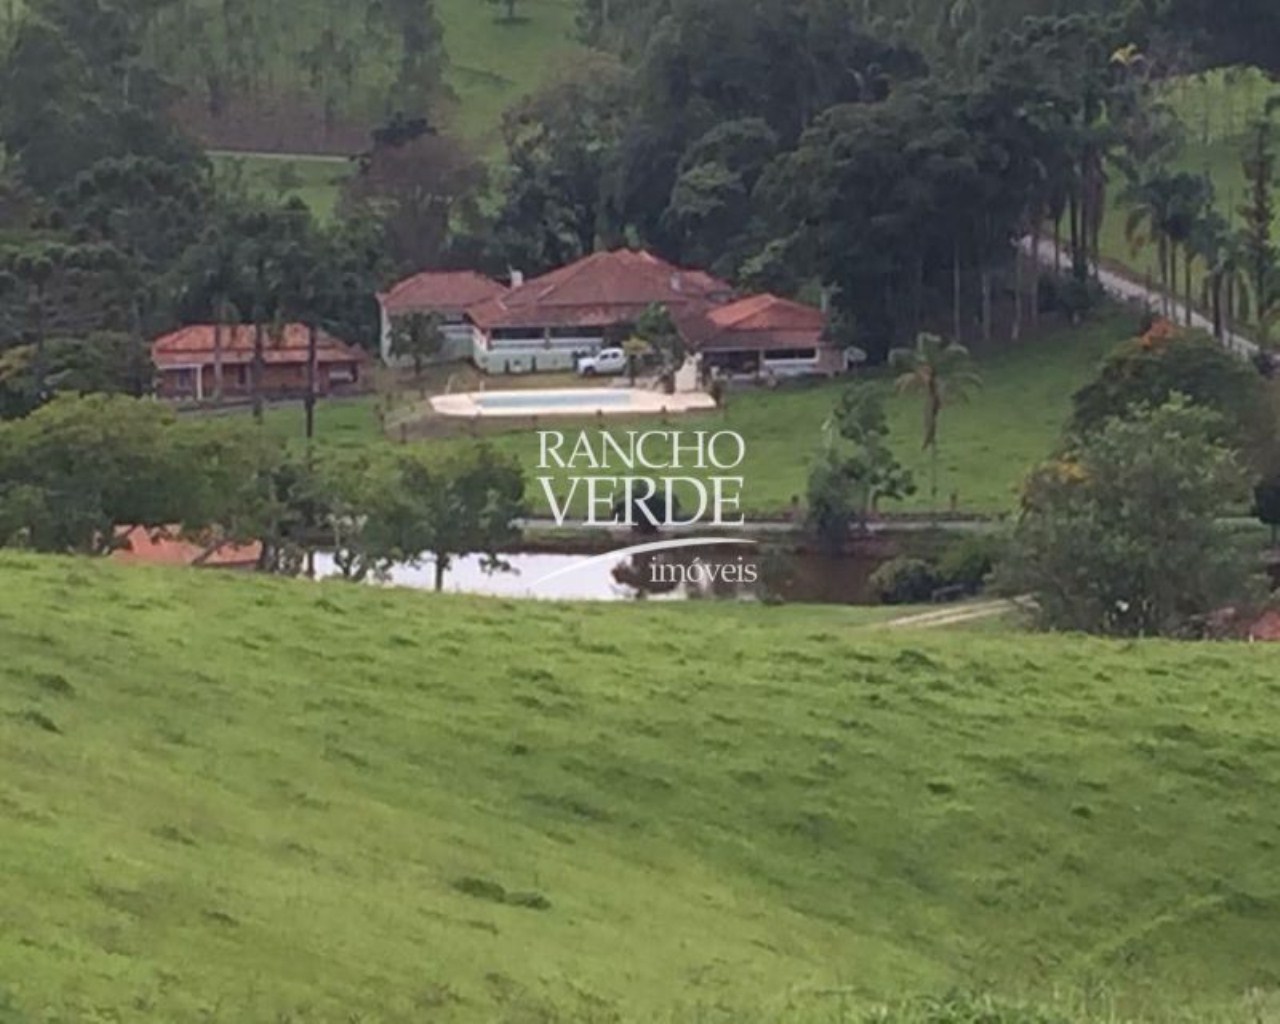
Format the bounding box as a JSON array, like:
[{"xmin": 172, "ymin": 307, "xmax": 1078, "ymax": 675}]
[
  {"xmin": 679, "ymin": 293, "xmax": 842, "ymax": 377},
  {"xmin": 151, "ymin": 323, "xmax": 367, "ymax": 402}
]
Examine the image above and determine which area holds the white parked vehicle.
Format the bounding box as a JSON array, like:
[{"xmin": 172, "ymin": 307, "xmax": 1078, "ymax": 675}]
[{"xmin": 576, "ymin": 347, "xmax": 628, "ymax": 376}]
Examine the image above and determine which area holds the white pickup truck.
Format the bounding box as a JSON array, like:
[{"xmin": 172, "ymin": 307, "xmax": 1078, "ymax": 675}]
[{"xmin": 576, "ymin": 347, "xmax": 627, "ymax": 377}]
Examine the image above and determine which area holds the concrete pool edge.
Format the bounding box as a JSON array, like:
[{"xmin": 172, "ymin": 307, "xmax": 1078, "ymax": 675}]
[{"xmin": 430, "ymin": 388, "xmax": 718, "ymax": 418}]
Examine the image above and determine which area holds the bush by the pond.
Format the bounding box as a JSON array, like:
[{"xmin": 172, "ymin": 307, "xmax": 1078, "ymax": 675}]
[
  {"xmin": 870, "ymin": 557, "xmax": 940, "ymax": 604},
  {"xmin": 937, "ymin": 534, "xmax": 1004, "ymax": 592}
]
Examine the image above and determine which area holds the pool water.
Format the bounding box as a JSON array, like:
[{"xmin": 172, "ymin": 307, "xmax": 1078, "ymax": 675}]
[{"xmin": 474, "ymin": 390, "xmax": 633, "ymax": 411}]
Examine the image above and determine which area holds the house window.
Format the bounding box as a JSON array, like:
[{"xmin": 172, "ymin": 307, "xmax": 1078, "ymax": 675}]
[
  {"xmin": 492, "ymin": 328, "xmax": 544, "ymax": 342},
  {"xmin": 764, "ymin": 348, "xmax": 817, "ymax": 362},
  {"xmin": 328, "ymin": 363, "xmax": 356, "ymax": 384}
]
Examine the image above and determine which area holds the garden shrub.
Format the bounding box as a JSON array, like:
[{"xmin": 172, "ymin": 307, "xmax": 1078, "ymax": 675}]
[{"xmin": 869, "ymin": 557, "xmax": 939, "ymax": 604}]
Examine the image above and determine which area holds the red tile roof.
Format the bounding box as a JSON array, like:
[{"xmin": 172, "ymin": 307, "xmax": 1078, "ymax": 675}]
[
  {"xmin": 683, "ymin": 293, "xmax": 828, "ymax": 352},
  {"xmin": 467, "ymin": 249, "xmax": 735, "ymax": 331},
  {"xmin": 152, "ymin": 324, "xmax": 367, "ymax": 368},
  {"xmin": 1249, "ymin": 609, "xmax": 1280, "ymax": 642},
  {"xmin": 111, "ymin": 526, "xmax": 262, "ymax": 568},
  {"xmin": 378, "ymin": 270, "xmax": 508, "ymax": 316}
]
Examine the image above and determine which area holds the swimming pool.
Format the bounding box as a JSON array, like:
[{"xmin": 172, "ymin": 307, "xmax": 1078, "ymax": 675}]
[
  {"xmin": 475, "ymin": 390, "xmax": 633, "ymax": 411},
  {"xmin": 430, "ymin": 387, "xmax": 717, "ymax": 418}
]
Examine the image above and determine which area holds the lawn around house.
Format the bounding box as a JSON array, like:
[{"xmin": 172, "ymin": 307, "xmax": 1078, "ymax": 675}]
[
  {"xmin": 247, "ymin": 313, "xmax": 1134, "ymax": 519},
  {"xmin": 1, "ymin": 553, "xmax": 1279, "ymax": 1022},
  {"xmin": 423, "ymin": 313, "xmax": 1135, "ymax": 518}
]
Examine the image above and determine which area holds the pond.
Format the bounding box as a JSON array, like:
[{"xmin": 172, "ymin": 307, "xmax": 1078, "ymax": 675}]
[{"xmin": 311, "ymin": 541, "xmax": 895, "ymax": 604}]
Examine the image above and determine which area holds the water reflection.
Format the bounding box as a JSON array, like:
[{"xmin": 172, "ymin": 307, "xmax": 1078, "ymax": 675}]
[{"xmin": 311, "ymin": 542, "xmax": 891, "ymax": 605}]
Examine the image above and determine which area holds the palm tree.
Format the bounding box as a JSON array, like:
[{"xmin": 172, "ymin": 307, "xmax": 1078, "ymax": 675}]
[
  {"xmin": 889, "ymin": 332, "xmax": 982, "ymax": 512},
  {"xmin": 1121, "ymin": 169, "xmax": 1180, "ymax": 317},
  {"xmin": 1165, "ymin": 171, "xmax": 1214, "ymax": 326},
  {"xmin": 1195, "ymin": 214, "xmax": 1251, "ymax": 343}
]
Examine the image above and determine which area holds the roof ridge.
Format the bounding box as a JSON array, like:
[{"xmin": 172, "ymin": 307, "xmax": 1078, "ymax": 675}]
[
  {"xmin": 530, "ymin": 249, "xmax": 613, "ymax": 303},
  {"xmin": 714, "ymin": 293, "xmax": 779, "ymax": 328}
]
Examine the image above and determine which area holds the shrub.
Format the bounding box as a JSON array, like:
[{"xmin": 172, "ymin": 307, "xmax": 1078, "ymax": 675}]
[
  {"xmin": 869, "ymin": 557, "xmax": 939, "ymax": 605},
  {"xmin": 937, "ymin": 534, "xmax": 1004, "ymax": 592},
  {"xmin": 1070, "ymin": 326, "xmax": 1277, "ymax": 467},
  {"xmin": 1003, "ymin": 398, "xmax": 1260, "ymax": 636}
]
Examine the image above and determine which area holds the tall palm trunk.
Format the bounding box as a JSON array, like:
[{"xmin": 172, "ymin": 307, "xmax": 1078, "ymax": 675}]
[
  {"xmin": 31, "ymin": 281, "xmax": 47, "ymax": 403},
  {"xmin": 1183, "ymin": 249, "xmax": 1193, "ymax": 326},
  {"xmin": 305, "ymin": 320, "xmax": 318, "ymax": 442},
  {"xmin": 213, "ymin": 310, "xmax": 225, "ymax": 404},
  {"xmin": 252, "ymin": 321, "xmax": 265, "ymax": 422},
  {"xmin": 952, "ymin": 241, "xmax": 962, "ymax": 343},
  {"xmin": 1028, "ymin": 216, "xmax": 1041, "ymax": 331},
  {"xmin": 1013, "ymin": 243, "xmax": 1025, "ymax": 341},
  {"xmin": 980, "ymin": 265, "xmax": 992, "ymax": 345},
  {"xmin": 1168, "ymin": 246, "xmax": 1178, "ymax": 321},
  {"xmin": 1211, "ymin": 272, "xmax": 1224, "ymax": 341}
]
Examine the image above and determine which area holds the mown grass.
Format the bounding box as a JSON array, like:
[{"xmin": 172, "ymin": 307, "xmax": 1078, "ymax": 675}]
[
  {"xmin": 437, "ymin": 0, "xmax": 583, "ymax": 145},
  {"xmin": 414, "ymin": 313, "xmax": 1134, "ymax": 517},
  {"xmin": 1, "ymin": 552, "xmax": 1279, "ymax": 1022},
  {"xmin": 251, "ymin": 313, "xmax": 1132, "ymax": 517}
]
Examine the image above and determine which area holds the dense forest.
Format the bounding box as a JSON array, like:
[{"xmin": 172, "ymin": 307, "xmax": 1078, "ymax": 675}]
[{"xmin": 0, "ymin": 0, "xmax": 1276, "ymax": 416}]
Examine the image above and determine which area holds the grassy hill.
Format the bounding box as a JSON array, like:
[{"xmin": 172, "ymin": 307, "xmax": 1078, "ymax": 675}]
[{"xmin": 2, "ymin": 552, "xmax": 1280, "ymax": 1022}]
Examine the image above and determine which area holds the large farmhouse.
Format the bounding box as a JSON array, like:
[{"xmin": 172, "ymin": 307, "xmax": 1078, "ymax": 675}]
[
  {"xmin": 151, "ymin": 323, "xmax": 367, "ymax": 401},
  {"xmin": 376, "ymin": 249, "xmax": 841, "ymax": 377}
]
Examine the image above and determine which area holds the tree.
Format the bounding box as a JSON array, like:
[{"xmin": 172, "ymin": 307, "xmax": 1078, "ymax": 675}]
[
  {"xmin": 660, "ymin": 118, "xmax": 778, "ymax": 275},
  {"xmin": 342, "ymin": 123, "xmax": 487, "ymax": 272},
  {"xmin": 632, "ymin": 303, "xmax": 682, "ymax": 373},
  {"xmin": 368, "ymin": 0, "xmax": 450, "ymax": 115},
  {"xmin": 1239, "ymin": 113, "xmax": 1278, "ymax": 344},
  {"xmin": 1193, "ymin": 209, "xmax": 1249, "ymax": 342},
  {"xmin": 325, "ymin": 445, "xmax": 525, "ymax": 591},
  {"xmin": 0, "ymin": 0, "xmax": 200, "ymax": 195},
  {"xmin": 1070, "ymin": 324, "xmax": 1277, "ymax": 469},
  {"xmin": 389, "ymin": 311, "xmax": 446, "ymax": 381},
  {"xmin": 1121, "ymin": 167, "xmax": 1179, "ymax": 316},
  {"xmin": 490, "ymin": 56, "xmax": 629, "ymax": 274},
  {"xmin": 1254, "ymin": 472, "xmax": 1280, "ymax": 546},
  {"xmin": 1003, "ymin": 398, "xmax": 1257, "ymax": 637},
  {"xmin": 890, "ymin": 332, "xmax": 981, "ymax": 509},
  {"xmin": 0, "ymin": 394, "xmax": 245, "ymax": 553},
  {"xmin": 806, "ymin": 385, "xmax": 914, "ymax": 552}
]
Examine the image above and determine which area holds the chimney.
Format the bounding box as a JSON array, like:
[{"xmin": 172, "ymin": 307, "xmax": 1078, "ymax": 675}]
[
  {"xmin": 819, "ymin": 286, "xmax": 832, "ymax": 315},
  {"xmin": 509, "ymin": 268, "xmax": 524, "ymax": 288},
  {"xmin": 670, "ymin": 272, "xmax": 682, "ymax": 293}
]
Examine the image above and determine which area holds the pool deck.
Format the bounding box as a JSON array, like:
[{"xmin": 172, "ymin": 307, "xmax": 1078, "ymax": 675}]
[{"xmin": 430, "ymin": 386, "xmax": 718, "ymax": 418}]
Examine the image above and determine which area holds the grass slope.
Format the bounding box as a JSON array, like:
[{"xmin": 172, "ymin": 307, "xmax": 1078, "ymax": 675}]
[{"xmin": 2, "ymin": 554, "xmax": 1280, "ymax": 1022}]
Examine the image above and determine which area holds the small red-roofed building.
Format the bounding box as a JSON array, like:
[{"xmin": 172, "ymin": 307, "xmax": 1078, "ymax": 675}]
[
  {"xmin": 151, "ymin": 323, "xmax": 367, "ymax": 402},
  {"xmin": 111, "ymin": 526, "xmax": 262, "ymax": 570},
  {"xmin": 679, "ymin": 292, "xmax": 841, "ymax": 378}
]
